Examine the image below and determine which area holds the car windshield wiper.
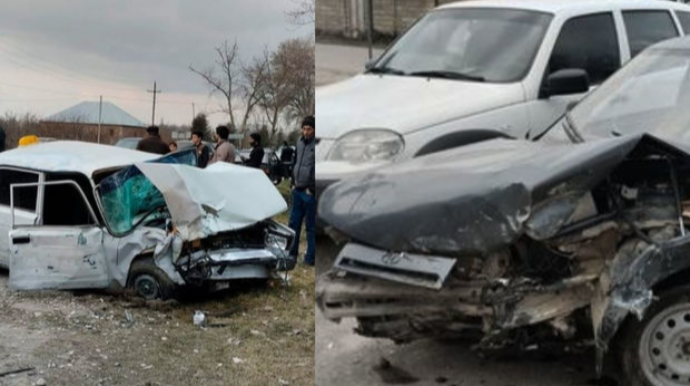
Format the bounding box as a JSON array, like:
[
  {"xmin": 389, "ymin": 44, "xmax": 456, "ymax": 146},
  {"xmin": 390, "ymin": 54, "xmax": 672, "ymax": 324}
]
[
  {"xmin": 367, "ymin": 66, "xmax": 406, "ymax": 76},
  {"xmin": 563, "ymin": 112, "xmax": 585, "ymax": 143},
  {"xmin": 408, "ymin": 70, "xmax": 485, "ymax": 82}
]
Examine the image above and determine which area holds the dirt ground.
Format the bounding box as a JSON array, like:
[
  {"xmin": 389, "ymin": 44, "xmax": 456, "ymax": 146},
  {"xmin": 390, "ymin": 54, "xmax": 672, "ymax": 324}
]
[{"xmin": 0, "ymin": 263, "xmax": 315, "ymax": 386}]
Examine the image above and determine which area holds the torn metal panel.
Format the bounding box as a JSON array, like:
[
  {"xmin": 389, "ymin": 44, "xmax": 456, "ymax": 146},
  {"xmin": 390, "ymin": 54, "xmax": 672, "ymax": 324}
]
[
  {"xmin": 135, "ymin": 162, "xmax": 287, "ymax": 240},
  {"xmin": 334, "ymin": 243, "xmax": 457, "ymax": 290}
]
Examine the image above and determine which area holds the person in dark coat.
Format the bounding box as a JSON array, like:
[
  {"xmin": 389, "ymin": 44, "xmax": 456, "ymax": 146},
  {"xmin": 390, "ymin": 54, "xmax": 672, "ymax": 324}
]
[
  {"xmin": 245, "ymin": 133, "xmax": 265, "ymax": 168},
  {"xmin": 0, "ymin": 125, "xmax": 6, "ymax": 152},
  {"xmin": 192, "ymin": 130, "xmax": 210, "ymax": 168},
  {"xmin": 288, "ymin": 116, "xmax": 315, "ymax": 266},
  {"xmin": 136, "ymin": 126, "xmax": 169, "ymax": 155},
  {"xmin": 280, "ymin": 141, "xmax": 295, "ymax": 179}
]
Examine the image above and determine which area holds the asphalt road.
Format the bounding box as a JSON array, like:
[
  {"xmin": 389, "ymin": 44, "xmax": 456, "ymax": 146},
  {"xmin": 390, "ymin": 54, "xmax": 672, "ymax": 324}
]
[
  {"xmin": 316, "ymin": 43, "xmax": 383, "ymax": 86},
  {"xmin": 314, "ymin": 43, "xmax": 618, "ymax": 386}
]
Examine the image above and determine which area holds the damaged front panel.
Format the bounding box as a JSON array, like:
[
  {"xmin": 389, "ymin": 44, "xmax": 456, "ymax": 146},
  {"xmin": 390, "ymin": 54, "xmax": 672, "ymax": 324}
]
[{"xmin": 319, "ymin": 133, "xmax": 690, "ymax": 372}]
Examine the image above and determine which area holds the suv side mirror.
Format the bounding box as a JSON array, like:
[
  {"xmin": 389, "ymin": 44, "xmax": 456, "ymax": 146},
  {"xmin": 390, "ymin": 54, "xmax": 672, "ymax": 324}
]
[
  {"xmin": 541, "ymin": 69, "xmax": 590, "ymax": 98},
  {"xmin": 365, "ymin": 59, "xmax": 376, "ymax": 71}
]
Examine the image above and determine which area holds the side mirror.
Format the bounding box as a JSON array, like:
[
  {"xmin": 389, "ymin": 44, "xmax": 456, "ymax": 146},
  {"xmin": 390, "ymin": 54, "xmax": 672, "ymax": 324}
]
[
  {"xmin": 541, "ymin": 69, "xmax": 590, "ymax": 98},
  {"xmin": 365, "ymin": 59, "xmax": 376, "ymax": 71}
]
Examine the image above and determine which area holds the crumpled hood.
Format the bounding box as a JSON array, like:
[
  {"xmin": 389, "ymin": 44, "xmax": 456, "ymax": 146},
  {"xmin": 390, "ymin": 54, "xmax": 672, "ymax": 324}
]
[
  {"xmin": 136, "ymin": 162, "xmax": 287, "ymax": 240},
  {"xmin": 317, "ymin": 74, "xmax": 524, "ymax": 139},
  {"xmin": 318, "ymin": 134, "xmax": 682, "ymax": 255}
]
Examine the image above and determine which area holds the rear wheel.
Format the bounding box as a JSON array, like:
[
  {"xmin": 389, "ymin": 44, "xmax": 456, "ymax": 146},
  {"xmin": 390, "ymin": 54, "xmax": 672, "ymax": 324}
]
[
  {"xmin": 128, "ymin": 258, "xmax": 176, "ymax": 300},
  {"xmin": 620, "ymin": 286, "xmax": 690, "ymax": 386}
]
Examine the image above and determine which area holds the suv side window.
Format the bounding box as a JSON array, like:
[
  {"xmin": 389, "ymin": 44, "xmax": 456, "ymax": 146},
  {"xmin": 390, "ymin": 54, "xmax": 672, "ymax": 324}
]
[
  {"xmin": 0, "ymin": 169, "xmax": 38, "ymax": 212},
  {"xmin": 675, "ymin": 11, "xmax": 690, "ymax": 34},
  {"xmin": 623, "ymin": 11, "xmax": 679, "ymax": 58},
  {"xmin": 549, "ymin": 13, "xmax": 620, "ymax": 85}
]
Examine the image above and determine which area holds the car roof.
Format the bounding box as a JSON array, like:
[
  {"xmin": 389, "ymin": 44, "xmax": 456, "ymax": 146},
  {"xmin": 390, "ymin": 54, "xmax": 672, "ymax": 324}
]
[
  {"xmin": 0, "ymin": 141, "xmax": 158, "ymax": 177},
  {"xmin": 439, "ymin": 0, "xmax": 690, "ymax": 14}
]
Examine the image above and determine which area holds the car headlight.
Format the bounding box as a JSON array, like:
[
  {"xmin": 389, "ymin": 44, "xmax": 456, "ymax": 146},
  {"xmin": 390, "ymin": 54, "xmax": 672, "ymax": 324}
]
[
  {"xmin": 266, "ymin": 231, "xmax": 290, "ymax": 250},
  {"xmin": 326, "ymin": 129, "xmax": 404, "ymax": 163}
]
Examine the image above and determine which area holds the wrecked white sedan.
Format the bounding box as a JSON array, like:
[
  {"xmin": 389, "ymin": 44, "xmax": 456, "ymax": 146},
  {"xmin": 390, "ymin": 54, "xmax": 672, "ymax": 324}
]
[{"xmin": 0, "ymin": 142, "xmax": 295, "ymax": 299}]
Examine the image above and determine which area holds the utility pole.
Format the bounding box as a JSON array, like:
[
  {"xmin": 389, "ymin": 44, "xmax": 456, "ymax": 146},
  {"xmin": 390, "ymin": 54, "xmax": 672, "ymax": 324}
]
[
  {"xmin": 146, "ymin": 81, "xmax": 162, "ymax": 126},
  {"xmin": 192, "ymin": 103, "xmax": 196, "ymax": 120},
  {"xmin": 97, "ymin": 95, "xmax": 103, "ymax": 144},
  {"xmin": 367, "ymin": 0, "xmax": 374, "ymax": 60}
]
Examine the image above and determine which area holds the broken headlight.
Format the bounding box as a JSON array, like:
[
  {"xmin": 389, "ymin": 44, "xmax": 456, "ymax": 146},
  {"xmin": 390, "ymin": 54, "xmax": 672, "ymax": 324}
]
[
  {"xmin": 326, "ymin": 129, "xmax": 404, "ymax": 163},
  {"xmin": 265, "ymin": 231, "xmax": 290, "ymax": 250}
]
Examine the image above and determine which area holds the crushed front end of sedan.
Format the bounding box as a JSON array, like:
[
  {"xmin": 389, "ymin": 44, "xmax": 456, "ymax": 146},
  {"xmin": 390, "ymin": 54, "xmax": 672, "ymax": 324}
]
[
  {"xmin": 317, "ymin": 133, "xmax": 690, "ymax": 375},
  {"xmin": 2, "ymin": 142, "xmax": 295, "ymax": 300}
]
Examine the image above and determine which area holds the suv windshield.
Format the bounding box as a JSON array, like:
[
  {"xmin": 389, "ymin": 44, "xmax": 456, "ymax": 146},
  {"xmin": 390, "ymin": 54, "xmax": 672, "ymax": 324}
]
[
  {"xmin": 567, "ymin": 48, "xmax": 690, "ymax": 142},
  {"xmin": 371, "ymin": 8, "xmax": 553, "ymax": 83},
  {"xmin": 97, "ymin": 149, "xmax": 197, "ymax": 235}
]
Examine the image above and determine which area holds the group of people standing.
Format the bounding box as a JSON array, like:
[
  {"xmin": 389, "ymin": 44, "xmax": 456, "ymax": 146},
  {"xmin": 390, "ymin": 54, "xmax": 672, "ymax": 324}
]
[{"xmin": 136, "ymin": 116, "xmax": 316, "ymax": 267}]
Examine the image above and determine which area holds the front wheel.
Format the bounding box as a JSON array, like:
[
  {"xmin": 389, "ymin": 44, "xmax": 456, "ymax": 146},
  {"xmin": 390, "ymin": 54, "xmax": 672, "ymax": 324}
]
[
  {"xmin": 620, "ymin": 286, "xmax": 690, "ymax": 386},
  {"xmin": 127, "ymin": 258, "xmax": 176, "ymax": 300}
]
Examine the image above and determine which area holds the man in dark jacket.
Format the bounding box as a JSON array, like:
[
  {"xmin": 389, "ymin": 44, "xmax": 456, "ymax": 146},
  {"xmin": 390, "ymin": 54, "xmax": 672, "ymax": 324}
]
[
  {"xmin": 192, "ymin": 130, "xmax": 210, "ymax": 168},
  {"xmin": 245, "ymin": 133, "xmax": 265, "ymax": 168},
  {"xmin": 288, "ymin": 116, "xmax": 315, "ymax": 266},
  {"xmin": 136, "ymin": 126, "xmax": 169, "ymax": 155}
]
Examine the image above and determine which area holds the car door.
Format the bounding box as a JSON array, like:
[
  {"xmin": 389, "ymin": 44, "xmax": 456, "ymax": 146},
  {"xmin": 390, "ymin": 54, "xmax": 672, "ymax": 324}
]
[
  {"xmin": 8, "ymin": 180, "xmax": 109, "ymax": 291},
  {"xmin": 0, "ymin": 168, "xmax": 42, "ymax": 268},
  {"xmin": 527, "ymin": 12, "xmax": 622, "ymax": 138}
]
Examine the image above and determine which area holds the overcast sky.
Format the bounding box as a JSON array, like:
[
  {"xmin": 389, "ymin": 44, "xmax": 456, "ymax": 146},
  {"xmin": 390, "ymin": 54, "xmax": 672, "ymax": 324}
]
[{"xmin": 0, "ymin": 0, "xmax": 312, "ymax": 127}]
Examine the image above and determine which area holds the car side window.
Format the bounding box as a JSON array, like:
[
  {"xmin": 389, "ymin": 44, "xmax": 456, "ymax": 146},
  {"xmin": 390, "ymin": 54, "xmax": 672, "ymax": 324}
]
[
  {"xmin": 623, "ymin": 11, "xmax": 679, "ymax": 58},
  {"xmin": 0, "ymin": 169, "xmax": 38, "ymax": 212},
  {"xmin": 549, "ymin": 13, "xmax": 620, "ymax": 85},
  {"xmin": 675, "ymin": 11, "xmax": 690, "ymax": 35},
  {"xmin": 43, "ymin": 175, "xmax": 97, "ymax": 227}
]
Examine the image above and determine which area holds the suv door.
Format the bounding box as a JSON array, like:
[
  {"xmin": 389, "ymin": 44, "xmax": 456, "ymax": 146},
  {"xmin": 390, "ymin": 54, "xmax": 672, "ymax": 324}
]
[
  {"xmin": 8, "ymin": 180, "xmax": 109, "ymax": 291},
  {"xmin": 528, "ymin": 12, "xmax": 621, "ymax": 138},
  {"xmin": 0, "ymin": 168, "xmax": 41, "ymax": 268},
  {"xmin": 623, "ymin": 10, "xmax": 680, "ymax": 58}
]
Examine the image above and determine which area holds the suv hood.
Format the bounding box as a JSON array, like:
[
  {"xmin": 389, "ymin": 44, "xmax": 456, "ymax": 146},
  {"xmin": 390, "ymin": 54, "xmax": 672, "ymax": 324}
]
[
  {"xmin": 317, "ymin": 74, "xmax": 524, "ymax": 139},
  {"xmin": 318, "ymin": 134, "xmax": 688, "ymax": 255}
]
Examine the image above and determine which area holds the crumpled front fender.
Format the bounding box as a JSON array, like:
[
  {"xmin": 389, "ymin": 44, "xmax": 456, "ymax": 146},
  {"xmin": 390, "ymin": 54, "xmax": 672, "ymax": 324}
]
[{"xmin": 591, "ymin": 236, "xmax": 690, "ymax": 373}]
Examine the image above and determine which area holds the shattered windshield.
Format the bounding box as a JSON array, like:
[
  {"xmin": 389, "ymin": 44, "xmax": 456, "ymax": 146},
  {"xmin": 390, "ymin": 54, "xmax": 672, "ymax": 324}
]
[{"xmin": 97, "ymin": 150, "xmax": 197, "ymax": 235}]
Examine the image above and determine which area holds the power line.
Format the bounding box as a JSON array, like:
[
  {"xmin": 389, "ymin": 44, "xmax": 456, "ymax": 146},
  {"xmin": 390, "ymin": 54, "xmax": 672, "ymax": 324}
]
[
  {"xmin": 0, "ymin": 38, "xmax": 143, "ymax": 92},
  {"xmin": 0, "ymin": 80, "xmax": 197, "ymax": 105}
]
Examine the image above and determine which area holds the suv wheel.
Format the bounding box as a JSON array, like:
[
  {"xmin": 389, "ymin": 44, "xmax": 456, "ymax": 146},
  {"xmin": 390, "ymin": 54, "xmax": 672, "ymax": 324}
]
[{"xmin": 620, "ymin": 286, "xmax": 690, "ymax": 386}]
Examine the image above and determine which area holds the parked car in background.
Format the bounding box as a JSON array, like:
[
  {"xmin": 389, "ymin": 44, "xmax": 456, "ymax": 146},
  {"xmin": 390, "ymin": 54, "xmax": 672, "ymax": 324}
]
[
  {"xmin": 318, "ymin": 36, "xmax": 690, "ymax": 386},
  {"xmin": 238, "ymin": 149, "xmax": 284, "ymax": 185},
  {"xmin": 0, "ymin": 142, "xmax": 295, "ymax": 300},
  {"xmin": 316, "ymin": 0, "xmax": 690, "ymax": 205},
  {"xmin": 114, "ymin": 137, "xmax": 141, "ymax": 150}
]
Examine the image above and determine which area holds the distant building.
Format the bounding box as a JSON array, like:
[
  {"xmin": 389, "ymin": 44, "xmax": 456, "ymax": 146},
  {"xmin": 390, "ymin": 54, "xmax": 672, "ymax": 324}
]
[
  {"xmin": 39, "ymin": 101, "xmax": 148, "ymax": 145},
  {"xmin": 317, "ymin": 0, "xmax": 457, "ymax": 39}
]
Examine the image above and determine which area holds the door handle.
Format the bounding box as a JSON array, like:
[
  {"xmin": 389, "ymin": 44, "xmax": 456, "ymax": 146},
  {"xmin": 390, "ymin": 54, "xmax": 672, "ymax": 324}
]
[{"xmin": 12, "ymin": 236, "xmax": 30, "ymax": 245}]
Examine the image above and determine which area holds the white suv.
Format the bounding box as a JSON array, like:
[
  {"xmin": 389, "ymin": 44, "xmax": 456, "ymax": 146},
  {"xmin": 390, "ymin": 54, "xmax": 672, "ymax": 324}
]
[{"xmin": 316, "ymin": 0, "xmax": 690, "ymax": 200}]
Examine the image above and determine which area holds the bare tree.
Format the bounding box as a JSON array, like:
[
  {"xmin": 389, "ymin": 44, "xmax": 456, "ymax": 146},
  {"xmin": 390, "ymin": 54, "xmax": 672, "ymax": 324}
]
[
  {"xmin": 190, "ymin": 40, "xmax": 269, "ymax": 134},
  {"xmin": 278, "ymin": 38, "xmax": 315, "ymax": 123},
  {"xmin": 286, "ymin": 0, "xmax": 315, "ymax": 25},
  {"xmin": 253, "ymin": 38, "xmax": 315, "ymax": 143}
]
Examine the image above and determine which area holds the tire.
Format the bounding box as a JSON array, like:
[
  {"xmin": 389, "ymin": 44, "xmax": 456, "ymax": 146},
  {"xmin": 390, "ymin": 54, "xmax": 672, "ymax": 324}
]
[
  {"xmin": 620, "ymin": 285, "xmax": 690, "ymax": 386},
  {"xmin": 127, "ymin": 257, "xmax": 176, "ymax": 300}
]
